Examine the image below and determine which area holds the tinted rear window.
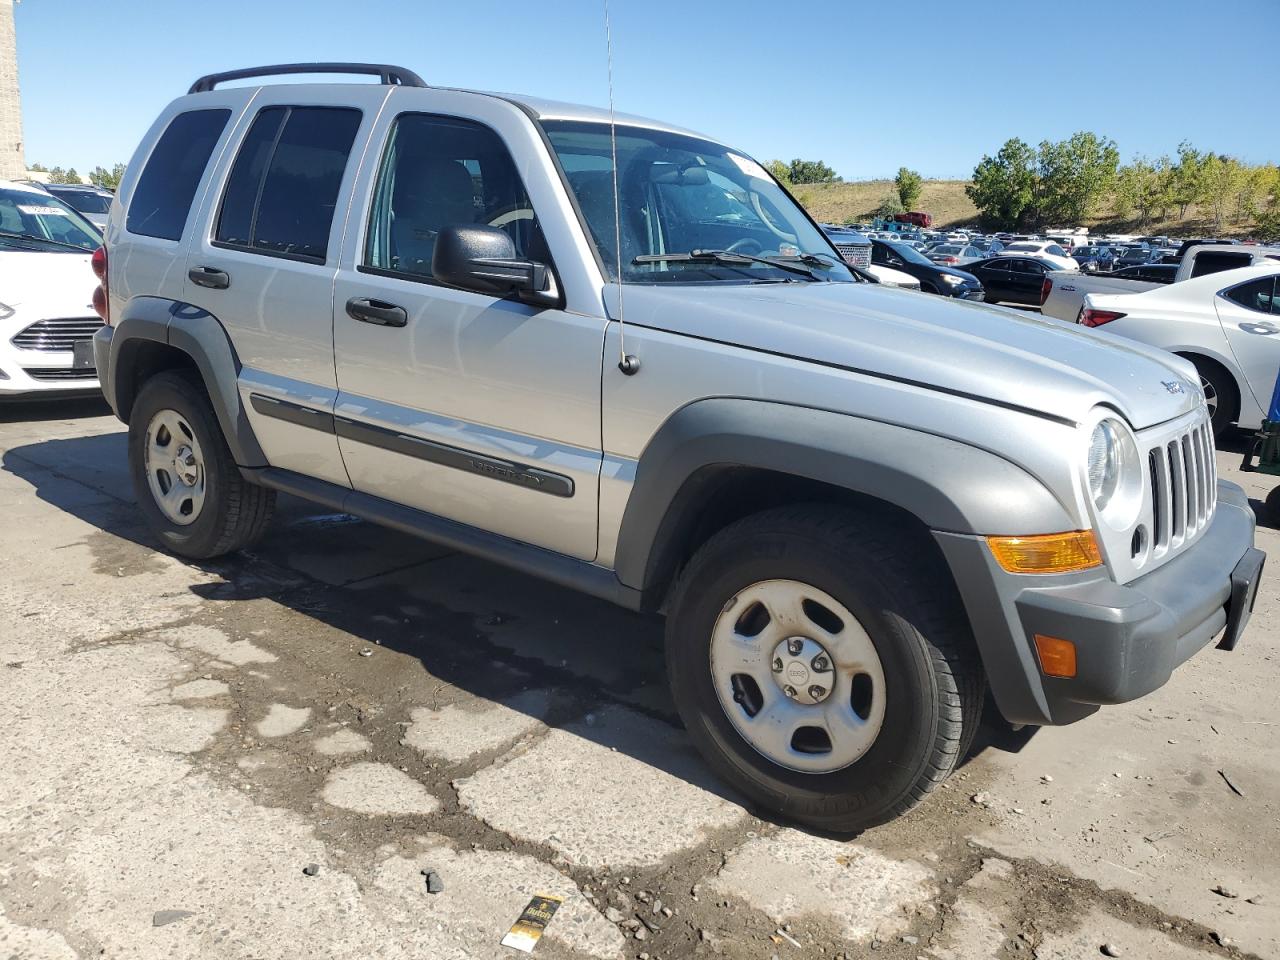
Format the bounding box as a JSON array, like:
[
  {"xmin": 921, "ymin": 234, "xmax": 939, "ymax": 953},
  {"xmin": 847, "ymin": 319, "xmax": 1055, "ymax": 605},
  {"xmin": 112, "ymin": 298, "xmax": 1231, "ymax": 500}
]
[
  {"xmin": 215, "ymin": 105, "xmax": 361, "ymax": 262},
  {"xmin": 1191, "ymin": 251, "xmax": 1252, "ymax": 278},
  {"xmin": 126, "ymin": 109, "xmax": 231, "ymax": 240}
]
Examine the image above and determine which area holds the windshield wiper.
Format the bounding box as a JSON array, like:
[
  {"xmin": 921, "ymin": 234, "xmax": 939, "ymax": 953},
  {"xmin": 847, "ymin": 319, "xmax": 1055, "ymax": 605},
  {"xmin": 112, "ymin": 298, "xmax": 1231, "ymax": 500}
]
[
  {"xmin": 633, "ymin": 249, "xmax": 825, "ymax": 280},
  {"xmin": 0, "ymin": 232, "xmax": 95, "ymax": 253}
]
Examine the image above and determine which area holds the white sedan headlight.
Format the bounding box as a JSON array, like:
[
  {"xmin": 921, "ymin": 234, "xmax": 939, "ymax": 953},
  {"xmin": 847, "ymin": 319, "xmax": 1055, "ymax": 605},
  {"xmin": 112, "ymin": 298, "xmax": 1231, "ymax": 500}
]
[
  {"xmin": 1086, "ymin": 417, "xmax": 1143, "ymax": 528},
  {"xmin": 940, "ymin": 274, "xmax": 965, "ymax": 285}
]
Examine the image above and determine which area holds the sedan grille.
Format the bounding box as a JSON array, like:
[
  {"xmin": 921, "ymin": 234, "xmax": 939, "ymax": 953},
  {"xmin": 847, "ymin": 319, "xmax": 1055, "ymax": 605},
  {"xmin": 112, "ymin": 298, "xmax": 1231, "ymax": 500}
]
[
  {"xmin": 1148, "ymin": 419, "xmax": 1216, "ymax": 556},
  {"xmin": 11, "ymin": 317, "xmax": 104, "ymax": 354},
  {"xmin": 22, "ymin": 367, "xmax": 98, "ymax": 382},
  {"xmin": 834, "ymin": 243, "xmax": 871, "ymax": 268}
]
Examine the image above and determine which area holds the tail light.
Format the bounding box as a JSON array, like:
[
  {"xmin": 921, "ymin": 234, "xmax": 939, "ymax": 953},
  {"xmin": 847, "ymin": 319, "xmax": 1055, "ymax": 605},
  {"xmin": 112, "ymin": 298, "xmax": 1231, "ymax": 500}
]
[
  {"xmin": 1040, "ymin": 277, "xmax": 1053, "ymax": 305},
  {"xmin": 91, "ymin": 245, "xmax": 110, "ymax": 324},
  {"xmin": 940, "ymin": 256, "xmax": 958, "ymax": 264},
  {"xmin": 1081, "ymin": 308, "xmax": 1126, "ymax": 328}
]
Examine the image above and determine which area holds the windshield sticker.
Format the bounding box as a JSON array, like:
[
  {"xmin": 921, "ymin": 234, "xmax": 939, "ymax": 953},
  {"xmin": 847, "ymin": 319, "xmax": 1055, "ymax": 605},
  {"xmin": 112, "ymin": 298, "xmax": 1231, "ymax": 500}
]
[
  {"xmin": 727, "ymin": 153, "xmax": 770, "ymax": 180},
  {"xmin": 16, "ymin": 204, "xmax": 68, "ymax": 216}
]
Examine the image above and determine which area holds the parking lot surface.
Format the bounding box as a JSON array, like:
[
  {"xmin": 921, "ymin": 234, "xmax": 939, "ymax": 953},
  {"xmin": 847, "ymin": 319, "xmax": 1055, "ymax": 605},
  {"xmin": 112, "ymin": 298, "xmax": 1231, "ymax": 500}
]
[{"xmin": 1, "ymin": 399, "xmax": 1277, "ymax": 960}]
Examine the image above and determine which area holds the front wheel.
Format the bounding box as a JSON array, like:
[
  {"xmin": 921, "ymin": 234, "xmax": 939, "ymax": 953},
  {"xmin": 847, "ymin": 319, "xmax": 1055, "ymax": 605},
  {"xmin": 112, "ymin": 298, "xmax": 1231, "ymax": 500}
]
[
  {"xmin": 128, "ymin": 370, "xmax": 275, "ymax": 559},
  {"xmin": 1184, "ymin": 357, "xmax": 1238, "ymax": 437},
  {"xmin": 665, "ymin": 505, "xmax": 983, "ymax": 832}
]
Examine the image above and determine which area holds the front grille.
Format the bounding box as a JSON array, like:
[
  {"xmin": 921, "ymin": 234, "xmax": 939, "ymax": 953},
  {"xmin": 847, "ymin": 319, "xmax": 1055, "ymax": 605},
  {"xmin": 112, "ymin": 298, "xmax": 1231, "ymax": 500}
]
[
  {"xmin": 22, "ymin": 367, "xmax": 98, "ymax": 382},
  {"xmin": 1147, "ymin": 418, "xmax": 1216, "ymax": 557},
  {"xmin": 835, "ymin": 243, "xmax": 871, "ymax": 268},
  {"xmin": 11, "ymin": 317, "xmax": 103, "ymax": 353}
]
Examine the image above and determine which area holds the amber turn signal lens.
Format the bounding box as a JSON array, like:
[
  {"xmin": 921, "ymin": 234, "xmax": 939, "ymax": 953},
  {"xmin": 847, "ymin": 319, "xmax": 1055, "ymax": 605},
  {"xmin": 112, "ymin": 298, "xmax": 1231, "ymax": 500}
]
[
  {"xmin": 986, "ymin": 531, "xmax": 1102, "ymax": 574},
  {"xmin": 1033, "ymin": 634, "xmax": 1077, "ymax": 678}
]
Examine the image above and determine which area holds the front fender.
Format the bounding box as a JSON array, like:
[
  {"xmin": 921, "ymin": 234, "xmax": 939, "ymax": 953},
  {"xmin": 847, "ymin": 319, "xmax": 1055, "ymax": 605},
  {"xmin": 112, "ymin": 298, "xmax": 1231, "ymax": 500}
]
[{"xmin": 613, "ymin": 398, "xmax": 1077, "ymax": 594}]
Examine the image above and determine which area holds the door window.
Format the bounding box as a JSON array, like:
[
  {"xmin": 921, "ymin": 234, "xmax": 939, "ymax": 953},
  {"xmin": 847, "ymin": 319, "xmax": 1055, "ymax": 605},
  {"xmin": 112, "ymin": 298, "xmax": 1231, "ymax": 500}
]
[
  {"xmin": 364, "ymin": 114, "xmax": 547, "ymax": 280},
  {"xmin": 1191, "ymin": 251, "xmax": 1252, "ymax": 278},
  {"xmin": 127, "ymin": 109, "xmax": 231, "ymax": 241},
  {"xmin": 215, "ymin": 106, "xmax": 362, "ymax": 263},
  {"xmin": 1223, "ymin": 276, "xmax": 1278, "ymax": 315}
]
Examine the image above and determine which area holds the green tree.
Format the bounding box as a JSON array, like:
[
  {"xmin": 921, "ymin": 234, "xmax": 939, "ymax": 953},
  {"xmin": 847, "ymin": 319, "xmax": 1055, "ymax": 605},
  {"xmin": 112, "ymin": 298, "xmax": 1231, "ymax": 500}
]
[
  {"xmin": 28, "ymin": 162, "xmax": 48, "ymax": 173},
  {"xmin": 788, "ymin": 158, "xmax": 840, "ymax": 185},
  {"xmin": 874, "ymin": 193, "xmax": 903, "ymax": 219},
  {"xmin": 1168, "ymin": 142, "xmax": 1205, "ymax": 220},
  {"xmin": 894, "ymin": 166, "xmax": 923, "ymax": 211},
  {"xmin": 88, "ymin": 163, "xmax": 126, "ymax": 192},
  {"xmin": 1035, "ymin": 131, "xmax": 1119, "ymax": 226},
  {"xmin": 1198, "ymin": 154, "xmax": 1246, "ymax": 229},
  {"xmin": 47, "ymin": 166, "xmax": 81, "ymax": 184},
  {"xmin": 765, "ymin": 159, "xmax": 791, "ymax": 184},
  {"xmin": 966, "ymin": 137, "xmax": 1037, "ymax": 228},
  {"xmin": 1114, "ymin": 156, "xmax": 1167, "ymax": 228}
]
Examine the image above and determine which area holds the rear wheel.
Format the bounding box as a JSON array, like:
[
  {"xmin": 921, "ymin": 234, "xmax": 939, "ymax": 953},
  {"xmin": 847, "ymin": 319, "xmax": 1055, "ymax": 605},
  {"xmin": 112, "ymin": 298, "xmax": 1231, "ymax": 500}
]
[
  {"xmin": 665, "ymin": 505, "xmax": 983, "ymax": 832},
  {"xmin": 128, "ymin": 370, "xmax": 275, "ymax": 559}
]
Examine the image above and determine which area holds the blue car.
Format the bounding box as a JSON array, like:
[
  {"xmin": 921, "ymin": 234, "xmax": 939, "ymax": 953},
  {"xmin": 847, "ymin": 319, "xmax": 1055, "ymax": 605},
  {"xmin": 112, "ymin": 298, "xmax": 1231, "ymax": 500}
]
[{"xmin": 1071, "ymin": 245, "xmax": 1116, "ymax": 272}]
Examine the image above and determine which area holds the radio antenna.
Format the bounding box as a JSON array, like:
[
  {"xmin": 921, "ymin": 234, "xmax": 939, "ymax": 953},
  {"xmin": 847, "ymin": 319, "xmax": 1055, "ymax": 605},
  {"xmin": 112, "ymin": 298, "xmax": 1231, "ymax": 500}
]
[{"xmin": 604, "ymin": 0, "xmax": 639, "ymax": 375}]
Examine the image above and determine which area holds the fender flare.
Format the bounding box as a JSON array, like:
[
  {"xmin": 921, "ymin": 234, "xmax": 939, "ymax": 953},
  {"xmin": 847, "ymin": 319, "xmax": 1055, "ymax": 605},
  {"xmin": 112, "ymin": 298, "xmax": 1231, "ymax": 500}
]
[
  {"xmin": 613, "ymin": 398, "xmax": 1077, "ymax": 594},
  {"xmin": 106, "ymin": 296, "xmax": 267, "ymax": 467}
]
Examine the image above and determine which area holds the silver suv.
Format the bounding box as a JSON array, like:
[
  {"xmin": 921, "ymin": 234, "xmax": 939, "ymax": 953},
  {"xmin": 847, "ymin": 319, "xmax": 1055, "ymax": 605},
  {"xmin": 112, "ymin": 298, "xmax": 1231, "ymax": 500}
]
[{"xmin": 93, "ymin": 63, "xmax": 1264, "ymax": 832}]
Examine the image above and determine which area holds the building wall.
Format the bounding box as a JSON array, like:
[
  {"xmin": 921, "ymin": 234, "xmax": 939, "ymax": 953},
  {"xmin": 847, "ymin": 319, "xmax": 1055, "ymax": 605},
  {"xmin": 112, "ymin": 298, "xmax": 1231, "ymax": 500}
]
[{"xmin": 0, "ymin": 0, "xmax": 24, "ymax": 180}]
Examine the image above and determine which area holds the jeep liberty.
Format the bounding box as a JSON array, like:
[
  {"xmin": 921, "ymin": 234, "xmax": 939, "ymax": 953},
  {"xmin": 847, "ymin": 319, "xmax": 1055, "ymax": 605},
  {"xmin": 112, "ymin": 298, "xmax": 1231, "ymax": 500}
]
[{"xmin": 91, "ymin": 63, "xmax": 1265, "ymax": 831}]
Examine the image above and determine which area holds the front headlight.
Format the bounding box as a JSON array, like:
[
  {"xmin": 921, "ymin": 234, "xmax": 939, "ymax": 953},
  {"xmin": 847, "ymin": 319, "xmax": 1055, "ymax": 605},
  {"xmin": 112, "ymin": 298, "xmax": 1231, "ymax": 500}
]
[
  {"xmin": 940, "ymin": 274, "xmax": 965, "ymax": 285},
  {"xmin": 1086, "ymin": 416, "xmax": 1142, "ymax": 528}
]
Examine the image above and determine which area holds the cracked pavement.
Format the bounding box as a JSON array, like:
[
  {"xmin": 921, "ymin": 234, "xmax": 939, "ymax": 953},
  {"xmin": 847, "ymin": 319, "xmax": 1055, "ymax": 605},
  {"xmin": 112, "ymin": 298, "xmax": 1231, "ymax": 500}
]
[{"xmin": 1, "ymin": 399, "xmax": 1277, "ymax": 960}]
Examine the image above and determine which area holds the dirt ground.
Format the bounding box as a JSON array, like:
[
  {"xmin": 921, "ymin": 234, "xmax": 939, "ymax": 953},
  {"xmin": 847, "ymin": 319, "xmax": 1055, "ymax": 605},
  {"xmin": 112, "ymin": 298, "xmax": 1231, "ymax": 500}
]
[{"xmin": 1, "ymin": 398, "xmax": 1276, "ymax": 960}]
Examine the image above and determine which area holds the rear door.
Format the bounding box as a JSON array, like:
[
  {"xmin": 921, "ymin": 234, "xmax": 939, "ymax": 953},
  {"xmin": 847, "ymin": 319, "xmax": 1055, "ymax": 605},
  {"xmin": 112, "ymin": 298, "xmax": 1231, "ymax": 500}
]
[
  {"xmin": 1216, "ymin": 273, "xmax": 1280, "ymax": 412},
  {"xmin": 182, "ymin": 86, "xmax": 391, "ymax": 487}
]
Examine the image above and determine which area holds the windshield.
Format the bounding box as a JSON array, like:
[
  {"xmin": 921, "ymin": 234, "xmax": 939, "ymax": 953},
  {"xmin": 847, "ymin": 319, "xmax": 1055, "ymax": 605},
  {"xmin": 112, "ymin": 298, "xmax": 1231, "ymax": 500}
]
[
  {"xmin": 0, "ymin": 188, "xmax": 100, "ymax": 251},
  {"xmin": 1005, "ymin": 242, "xmax": 1040, "ymax": 252},
  {"xmin": 51, "ymin": 189, "xmax": 111, "ymax": 215},
  {"xmin": 885, "ymin": 240, "xmax": 933, "ymax": 266},
  {"xmin": 541, "ymin": 121, "xmax": 852, "ymax": 284}
]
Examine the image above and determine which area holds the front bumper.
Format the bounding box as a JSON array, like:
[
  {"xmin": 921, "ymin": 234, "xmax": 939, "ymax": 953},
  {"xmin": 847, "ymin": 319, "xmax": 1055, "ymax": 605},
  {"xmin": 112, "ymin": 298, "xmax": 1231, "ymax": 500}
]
[{"xmin": 936, "ymin": 480, "xmax": 1262, "ymax": 726}]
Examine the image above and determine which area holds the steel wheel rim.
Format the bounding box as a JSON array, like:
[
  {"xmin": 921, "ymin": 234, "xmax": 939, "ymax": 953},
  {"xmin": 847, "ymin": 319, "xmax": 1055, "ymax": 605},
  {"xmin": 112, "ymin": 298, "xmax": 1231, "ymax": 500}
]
[
  {"xmin": 144, "ymin": 409, "xmax": 206, "ymax": 526},
  {"xmin": 1200, "ymin": 376, "xmax": 1218, "ymax": 416},
  {"xmin": 709, "ymin": 579, "xmax": 887, "ymax": 774}
]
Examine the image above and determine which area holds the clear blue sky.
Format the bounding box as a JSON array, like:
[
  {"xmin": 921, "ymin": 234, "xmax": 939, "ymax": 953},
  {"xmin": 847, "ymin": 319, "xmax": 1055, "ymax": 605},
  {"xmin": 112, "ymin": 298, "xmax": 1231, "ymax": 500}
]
[{"xmin": 15, "ymin": 0, "xmax": 1279, "ymax": 179}]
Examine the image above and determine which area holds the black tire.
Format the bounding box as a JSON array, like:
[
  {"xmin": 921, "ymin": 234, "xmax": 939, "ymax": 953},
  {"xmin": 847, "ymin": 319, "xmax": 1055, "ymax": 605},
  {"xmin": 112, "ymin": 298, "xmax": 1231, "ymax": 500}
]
[
  {"xmin": 921, "ymin": 282, "xmax": 940, "ymax": 296},
  {"xmin": 665, "ymin": 504, "xmax": 984, "ymax": 833},
  {"xmin": 128, "ymin": 370, "xmax": 275, "ymax": 559},
  {"xmin": 1183, "ymin": 355, "xmax": 1238, "ymax": 437}
]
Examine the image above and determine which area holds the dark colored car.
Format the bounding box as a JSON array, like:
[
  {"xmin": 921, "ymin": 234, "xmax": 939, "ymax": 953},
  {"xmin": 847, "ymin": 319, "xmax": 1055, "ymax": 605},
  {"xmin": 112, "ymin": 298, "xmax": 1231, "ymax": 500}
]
[
  {"xmin": 1113, "ymin": 246, "xmax": 1157, "ymax": 269},
  {"xmin": 1111, "ymin": 263, "xmax": 1178, "ymax": 283},
  {"xmin": 1072, "ymin": 245, "xmax": 1115, "ymax": 272},
  {"xmin": 870, "ymin": 238, "xmax": 984, "ymax": 299},
  {"xmin": 963, "ymin": 256, "xmax": 1065, "ymax": 306}
]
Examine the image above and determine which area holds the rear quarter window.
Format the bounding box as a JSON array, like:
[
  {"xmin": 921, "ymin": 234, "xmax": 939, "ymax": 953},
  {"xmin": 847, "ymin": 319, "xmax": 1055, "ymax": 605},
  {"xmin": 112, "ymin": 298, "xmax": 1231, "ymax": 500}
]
[{"xmin": 126, "ymin": 109, "xmax": 231, "ymax": 241}]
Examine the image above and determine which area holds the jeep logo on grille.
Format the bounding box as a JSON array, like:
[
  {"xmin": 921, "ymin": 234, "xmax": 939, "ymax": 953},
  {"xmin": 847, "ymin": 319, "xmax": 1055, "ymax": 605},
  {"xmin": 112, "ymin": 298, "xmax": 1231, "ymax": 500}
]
[{"xmin": 1161, "ymin": 380, "xmax": 1185, "ymax": 395}]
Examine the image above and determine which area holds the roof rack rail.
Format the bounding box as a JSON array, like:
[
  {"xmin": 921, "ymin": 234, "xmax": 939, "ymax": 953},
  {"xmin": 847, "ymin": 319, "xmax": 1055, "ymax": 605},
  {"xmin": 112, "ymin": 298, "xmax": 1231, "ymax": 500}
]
[{"xmin": 188, "ymin": 62, "xmax": 426, "ymax": 95}]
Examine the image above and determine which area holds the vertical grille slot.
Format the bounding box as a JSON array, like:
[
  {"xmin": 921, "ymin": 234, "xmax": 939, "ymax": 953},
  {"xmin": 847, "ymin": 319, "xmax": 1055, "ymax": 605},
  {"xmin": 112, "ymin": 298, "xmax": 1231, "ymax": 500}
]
[
  {"xmin": 1149, "ymin": 450, "xmax": 1164, "ymax": 548},
  {"xmin": 1167, "ymin": 441, "xmax": 1186, "ymax": 541}
]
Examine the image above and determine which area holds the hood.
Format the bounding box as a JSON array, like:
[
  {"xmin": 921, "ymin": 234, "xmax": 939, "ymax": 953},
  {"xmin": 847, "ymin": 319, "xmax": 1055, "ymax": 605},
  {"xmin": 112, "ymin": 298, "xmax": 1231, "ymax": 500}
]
[
  {"xmin": 0, "ymin": 249, "xmax": 96, "ymax": 312},
  {"xmin": 611, "ymin": 281, "xmax": 1201, "ymax": 429}
]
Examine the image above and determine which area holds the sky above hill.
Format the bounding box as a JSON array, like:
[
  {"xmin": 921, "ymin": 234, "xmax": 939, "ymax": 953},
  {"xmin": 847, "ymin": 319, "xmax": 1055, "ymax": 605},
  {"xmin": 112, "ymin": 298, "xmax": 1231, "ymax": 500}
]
[{"xmin": 15, "ymin": 0, "xmax": 1279, "ymax": 179}]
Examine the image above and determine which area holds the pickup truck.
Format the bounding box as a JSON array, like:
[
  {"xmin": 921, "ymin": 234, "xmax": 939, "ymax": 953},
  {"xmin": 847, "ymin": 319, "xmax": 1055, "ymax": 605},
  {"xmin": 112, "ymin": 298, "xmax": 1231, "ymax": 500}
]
[{"xmin": 1041, "ymin": 244, "xmax": 1280, "ymax": 322}]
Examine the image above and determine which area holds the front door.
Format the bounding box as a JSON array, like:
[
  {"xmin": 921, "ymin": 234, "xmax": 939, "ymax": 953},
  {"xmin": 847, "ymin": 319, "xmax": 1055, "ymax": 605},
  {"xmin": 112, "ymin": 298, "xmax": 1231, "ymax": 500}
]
[
  {"xmin": 331, "ymin": 106, "xmax": 605, "ymax": 560},
  {"xmin": 1216, "ymin": 274, "xmax": 1280, "ymax": 413}
]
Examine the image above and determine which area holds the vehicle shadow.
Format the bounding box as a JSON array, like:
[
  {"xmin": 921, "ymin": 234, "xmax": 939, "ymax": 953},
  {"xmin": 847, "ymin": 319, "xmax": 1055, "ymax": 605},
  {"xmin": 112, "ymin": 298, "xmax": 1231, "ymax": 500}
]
[
  {"xmin": 4, "ymin": 430, "xmax": 1000, "ymax": 837},
  {"xmin": 0, "ymin": 396, "xmax": 112, "ymax": 423}
]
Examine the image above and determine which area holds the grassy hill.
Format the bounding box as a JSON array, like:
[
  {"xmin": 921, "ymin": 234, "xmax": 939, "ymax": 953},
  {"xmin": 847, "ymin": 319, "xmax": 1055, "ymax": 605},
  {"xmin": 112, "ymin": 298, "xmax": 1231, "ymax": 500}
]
[
  {"xmin": 788, "ymin": 179, "xmax": 978, "ymax": 228},
  {"xmin": 788, "ymin": 178, "xmax": 1262, "ymax": 239}
]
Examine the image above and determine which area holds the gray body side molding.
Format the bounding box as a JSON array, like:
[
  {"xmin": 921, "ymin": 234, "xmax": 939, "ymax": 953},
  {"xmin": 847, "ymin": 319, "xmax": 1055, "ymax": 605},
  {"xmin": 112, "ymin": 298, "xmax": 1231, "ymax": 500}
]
[
  {"xmin": 103, "ymin": 296, "xmax": 267, "ymax": 467},
  {"xmin": 613, "ymin": 398, "xmax": 1076, "ymax": 595}
]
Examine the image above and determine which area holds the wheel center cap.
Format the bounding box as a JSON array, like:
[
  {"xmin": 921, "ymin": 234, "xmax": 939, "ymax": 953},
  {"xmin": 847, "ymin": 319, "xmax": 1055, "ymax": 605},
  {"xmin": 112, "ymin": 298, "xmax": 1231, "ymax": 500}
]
[
  {"xmin": 770, "ymin": 636, "xmax": 834, "ymax": 705},
  {"xmin": 173, "ymin": 445, "xmax": 199, "ymax": 486}
]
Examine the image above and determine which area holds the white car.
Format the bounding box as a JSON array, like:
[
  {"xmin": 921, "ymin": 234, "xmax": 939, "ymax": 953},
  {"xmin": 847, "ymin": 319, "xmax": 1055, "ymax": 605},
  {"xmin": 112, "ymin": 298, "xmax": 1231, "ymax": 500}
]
[
  {"xmin": 866, "ymin": 263, "xmax": 922, "ymax": 290},
  {"xmin": 1079, "ymin": 263, "xmax": 1280, "ymax": 435},
  {"xmin": 1002, "ymin": 241, "xmax": 1079, "ymax": 271},
  {"xmin": 0, "ymin": 181, "xmax": 104, "ymax": 400}
]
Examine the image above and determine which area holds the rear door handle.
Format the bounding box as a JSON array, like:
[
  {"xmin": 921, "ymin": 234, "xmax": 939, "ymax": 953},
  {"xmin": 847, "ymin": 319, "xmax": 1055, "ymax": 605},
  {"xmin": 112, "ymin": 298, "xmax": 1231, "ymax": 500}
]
[
  {"xmin": 188, "ymin": 266, "xmax": 230, "ymax": 290},
  {"xmin": 346, "ymin": 297, "xmax": 408, "ymax": 328}
]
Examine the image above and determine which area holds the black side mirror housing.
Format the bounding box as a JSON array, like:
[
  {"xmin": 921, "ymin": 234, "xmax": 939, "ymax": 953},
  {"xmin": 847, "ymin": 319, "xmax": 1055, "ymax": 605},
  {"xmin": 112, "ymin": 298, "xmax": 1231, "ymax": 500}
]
[{"xmin": 432, "ymin": 225, "xmax": 555, "ymax": 305}]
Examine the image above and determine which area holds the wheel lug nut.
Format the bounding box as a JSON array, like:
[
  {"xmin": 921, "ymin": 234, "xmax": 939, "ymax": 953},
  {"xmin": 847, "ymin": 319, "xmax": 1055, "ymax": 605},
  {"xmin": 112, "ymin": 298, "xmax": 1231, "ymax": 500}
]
[
  {"xmin": 772, "ymin": 658, "xmax": 783, "ymax": 673},
  {"xmin": 783, "ymin": 685, "xmax": 797, "ymax": 699},
  {"xmin": 812, "ymin": 655, "xmax": 830, "ymax": 672},
  {"xmin": 787, "ymin": 639, "xmax": 803, "ymax": 655},
  {"xmin": 808, "ymin": 685, "xmax": 826, "ymax": 700}
]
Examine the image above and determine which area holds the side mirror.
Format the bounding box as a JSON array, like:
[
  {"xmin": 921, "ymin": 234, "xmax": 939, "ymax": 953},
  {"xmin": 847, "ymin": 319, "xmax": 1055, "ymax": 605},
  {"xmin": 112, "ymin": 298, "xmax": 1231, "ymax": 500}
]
[{"xmin": 432, "ymin": 225, "xmax": 555, "ymax": 305}]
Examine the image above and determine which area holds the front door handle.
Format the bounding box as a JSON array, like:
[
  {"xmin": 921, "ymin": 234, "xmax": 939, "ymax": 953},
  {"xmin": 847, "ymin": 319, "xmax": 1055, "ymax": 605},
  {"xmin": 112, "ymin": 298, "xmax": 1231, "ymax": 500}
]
[
  {"xmin": 346, "ymin": 297, "xmax": 408, "ymax": 328},
  {"xmin": 188, "ymin": 265, "xmax": 230, "ymax": 290}
]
